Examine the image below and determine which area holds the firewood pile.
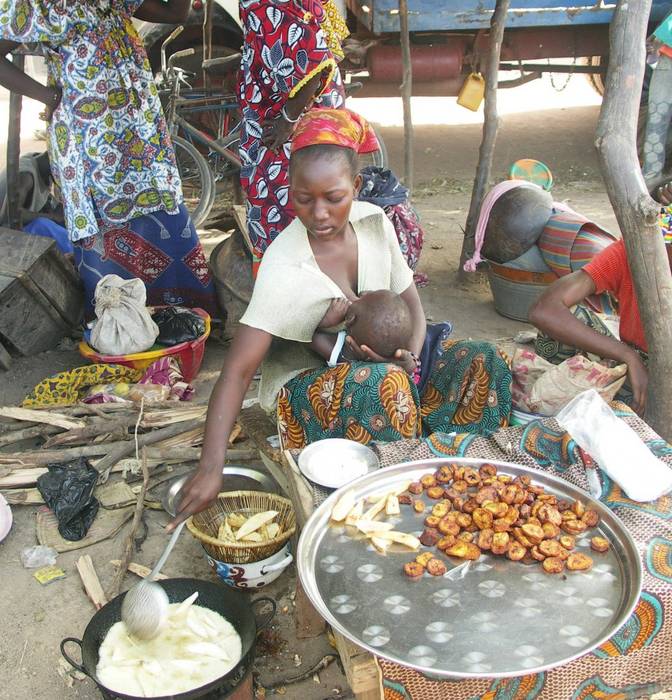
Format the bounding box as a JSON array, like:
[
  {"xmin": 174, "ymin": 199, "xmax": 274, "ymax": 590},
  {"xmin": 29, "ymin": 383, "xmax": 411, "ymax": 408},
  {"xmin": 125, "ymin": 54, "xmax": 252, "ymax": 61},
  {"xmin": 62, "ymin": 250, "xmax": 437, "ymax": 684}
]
[{"xmin": 0, "ymin": 402, "xmax": 252, "ymax": 497}]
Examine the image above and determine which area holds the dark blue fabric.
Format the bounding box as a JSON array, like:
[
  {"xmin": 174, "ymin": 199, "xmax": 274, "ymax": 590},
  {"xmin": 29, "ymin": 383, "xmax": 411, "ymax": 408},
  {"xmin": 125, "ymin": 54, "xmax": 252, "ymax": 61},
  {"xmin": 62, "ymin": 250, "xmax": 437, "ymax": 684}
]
[
  {"xmin": 24, "ymin": 217, "xmax": 73, "ymax": 255},
  {"xmin": 357, "ymin": 166, "xmax": 409, "ymax": 208},
  {"xmin": 418, "ymin": 322, "xmax": 453, "ymax": 394}
]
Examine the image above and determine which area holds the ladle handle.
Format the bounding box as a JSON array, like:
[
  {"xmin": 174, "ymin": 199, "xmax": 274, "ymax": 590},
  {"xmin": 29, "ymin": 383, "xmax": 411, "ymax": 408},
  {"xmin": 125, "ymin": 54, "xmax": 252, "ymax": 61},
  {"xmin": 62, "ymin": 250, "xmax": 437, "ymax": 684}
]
[{"xmin": 149, "ymin": 520, "xmax": 186, "ymax": 581}]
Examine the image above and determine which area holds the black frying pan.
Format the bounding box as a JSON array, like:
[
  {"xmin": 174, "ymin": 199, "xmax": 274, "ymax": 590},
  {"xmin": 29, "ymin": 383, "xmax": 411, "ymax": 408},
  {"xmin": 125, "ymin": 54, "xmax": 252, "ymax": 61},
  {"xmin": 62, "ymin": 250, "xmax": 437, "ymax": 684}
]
[{"xmin": 61, "ymin": 578, "xmax": 275, "ymax": 700}]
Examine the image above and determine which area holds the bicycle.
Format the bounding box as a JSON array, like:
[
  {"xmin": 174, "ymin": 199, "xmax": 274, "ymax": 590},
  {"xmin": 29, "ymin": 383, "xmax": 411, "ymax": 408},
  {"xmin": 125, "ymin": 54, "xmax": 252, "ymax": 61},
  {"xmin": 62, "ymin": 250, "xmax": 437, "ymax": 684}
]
[
  {"xmin": 158, "ymin": 27, "xmax": 242, "ymax": 226},
  {"xmin": 159, "ymin": 27, "xmax": 388, "ymax": 226}
]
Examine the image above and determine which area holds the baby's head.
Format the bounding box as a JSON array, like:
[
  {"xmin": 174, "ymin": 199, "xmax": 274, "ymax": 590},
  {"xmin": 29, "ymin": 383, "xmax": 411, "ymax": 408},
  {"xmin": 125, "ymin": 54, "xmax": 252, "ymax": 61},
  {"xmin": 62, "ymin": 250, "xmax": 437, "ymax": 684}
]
[{"xmin": 346, "ymin": 290, "xmax": 412, "ymax": 357}]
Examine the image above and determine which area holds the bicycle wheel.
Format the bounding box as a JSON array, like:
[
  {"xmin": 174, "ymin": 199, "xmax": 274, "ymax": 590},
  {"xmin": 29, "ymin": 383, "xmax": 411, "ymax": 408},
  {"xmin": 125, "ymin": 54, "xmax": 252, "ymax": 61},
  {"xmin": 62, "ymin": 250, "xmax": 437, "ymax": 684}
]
[
  {"xmin": 172, "ymin": 135, "xmax": 216, "ymax": 228},
  {"xmin": 359, "ymin": 122, "xmax": 388, "ymax": 169}
]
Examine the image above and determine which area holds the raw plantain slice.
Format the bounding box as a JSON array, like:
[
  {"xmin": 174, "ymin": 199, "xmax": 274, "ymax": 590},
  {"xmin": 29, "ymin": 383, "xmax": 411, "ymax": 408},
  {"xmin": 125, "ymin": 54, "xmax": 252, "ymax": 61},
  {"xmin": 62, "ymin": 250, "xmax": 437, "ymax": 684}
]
[
  {"xmin": 331, "ymin": 491, "xmax": 356, "ymax": 522},
  {"xmin": 385, "ymin": 494, "xmax": 400, "ymax": 516},
  {"xmin": 356, "ymin": 520, "xmax": 394, "ymax": 534},
  {"xmin": 266, "ymin": 523, "xmax": 281, "ymax": 539},
  {"xmin": 367, "ymin": 530, "xmax": 421, "ymax": 550},
  {"xmin": 241, "ymin": 531, "xmax": 263, "ymax": 543},
  {"xmin": 227, "ymin": 512, "xmax": 247, "ymax": 529},
  {"xmin": 365, "ymin": 481, "xmax": 412, "ymax": 504},
  {"xmin": 362, "ymin": 495, "xmax": 387, "ymax": 521},
  {"xmin": 235, "ymin": 510, "xmax": 278, "ymax": 541},
  {"xmin": 345, "ymin": 500, "xmax": 364, "ymax": 526},
  {"xmin": 218, "ymin": 519, "xmax": 236, "ymax": 542},
  {"xmin": 370, "ymin": 536, "xmax": 391, "ymax": 554}
]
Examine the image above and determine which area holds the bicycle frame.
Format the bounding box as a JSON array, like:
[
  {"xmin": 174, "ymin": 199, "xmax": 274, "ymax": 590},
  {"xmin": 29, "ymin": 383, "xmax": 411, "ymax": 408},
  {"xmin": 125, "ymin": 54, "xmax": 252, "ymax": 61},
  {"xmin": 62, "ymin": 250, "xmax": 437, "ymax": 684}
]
[{"xmin": 170, "ymin": 111, "xmax": 241, "ymax": 168}]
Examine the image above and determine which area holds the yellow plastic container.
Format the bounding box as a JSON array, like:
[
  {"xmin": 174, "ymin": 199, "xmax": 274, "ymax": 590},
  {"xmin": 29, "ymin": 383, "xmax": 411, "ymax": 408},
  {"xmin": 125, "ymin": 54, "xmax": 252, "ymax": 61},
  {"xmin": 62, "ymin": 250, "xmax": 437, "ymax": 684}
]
[{"xmin": 457, "ymin": 73, "xmax": 485, "ymax": 111}]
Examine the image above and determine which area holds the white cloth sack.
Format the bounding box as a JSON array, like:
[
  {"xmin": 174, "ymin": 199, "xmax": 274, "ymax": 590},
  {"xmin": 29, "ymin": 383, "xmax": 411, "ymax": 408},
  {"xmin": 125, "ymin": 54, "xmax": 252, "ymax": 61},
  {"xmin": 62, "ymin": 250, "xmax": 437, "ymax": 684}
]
[
  {"xmin": 556, "ymin": 389, "xmax": 672, "ymax": 502},
  {"xmin": 90, "ymin": 275, "xmax": 159, "ymax": 356}
]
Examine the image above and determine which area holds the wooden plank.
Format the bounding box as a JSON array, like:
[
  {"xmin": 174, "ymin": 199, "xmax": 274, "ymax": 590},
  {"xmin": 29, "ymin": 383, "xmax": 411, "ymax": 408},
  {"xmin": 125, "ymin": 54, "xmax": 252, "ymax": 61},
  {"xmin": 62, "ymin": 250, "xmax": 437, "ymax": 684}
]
[
  {"xmin": 232, "ymin": 205, "xmax": 254, "ymax": 255},
  {"xmin": 110, "ymin": 560, "xmax": 168, "ymax": 580},
  {"xmin": 238, "ymin": 404, "xmax": 283, "ymax": 464},
  {"xmin": 333, "ymin": 631, "xmax": 383, "ymax": 700},
  {"xmin": 0, "ymin": 338, "xmax": 10, "ymax": 370},
  {"xmin": 76, "ymin": 555, "xmax": 108, "ymax": 610},
  {"xmin": 294, "ymin": 576, "xmax": 327, "ymax": 638},
  {"xmin": 0, "ymin": 407, "xmax": 84, "ymax": 430},
  {"xmin": 282, "ymin": 450, "xmax": 314, "ymax": 528},
  {"xmin": 1, "ymin": 488, "xmax": 43, "ymax": 505}
]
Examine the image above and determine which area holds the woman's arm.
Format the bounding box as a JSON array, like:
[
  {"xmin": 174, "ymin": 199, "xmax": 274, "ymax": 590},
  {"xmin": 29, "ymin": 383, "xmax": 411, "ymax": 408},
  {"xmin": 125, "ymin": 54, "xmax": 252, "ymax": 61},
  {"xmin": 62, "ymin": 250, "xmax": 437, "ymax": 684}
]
[
  {"xmin": 169, "ymin": 325, "xmax": 273, "ymax": 528},
  {"xmin": 262, "ymin": 71, "xmax": 329, "ymax": 151},
  {"xmin": 133, "ymin": 0, "xmax": 191, "ymax": 23},
  {"xmin": 0, "ymin": 40, "xmax": 60, "ymax": 113},
  {"xmin": 528, "ymin": 270, "xmax": 648, "ymax": 414},
  {"xmin": 400, "ymin": 283, "xmax": 426, "ymax": 357}
]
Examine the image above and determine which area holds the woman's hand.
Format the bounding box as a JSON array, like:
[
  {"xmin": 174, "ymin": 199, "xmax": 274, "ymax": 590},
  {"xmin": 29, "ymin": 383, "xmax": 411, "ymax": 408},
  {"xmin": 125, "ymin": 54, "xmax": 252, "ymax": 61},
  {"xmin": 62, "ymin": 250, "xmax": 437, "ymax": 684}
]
[
  {"xmin": 344, "ymin": 337, "xmax": 417, "ymax": 374},
  {"xmin": 319, "ymin": 298, "xmax": 351, "ymax": 329},
  {"xmin": 167, "ymin": 466, "xmax": 223, "ymax": 530},
  {"xmin": 40, "ymin": 86, "xmax": 61, "ymax": 122},
  {"xmin": 623, "ymin": 348, "xmax": 649, "ymax": 417},
  {"xmin": 262, "ymin": 114, "xmax": 294, "ymax": 151}
]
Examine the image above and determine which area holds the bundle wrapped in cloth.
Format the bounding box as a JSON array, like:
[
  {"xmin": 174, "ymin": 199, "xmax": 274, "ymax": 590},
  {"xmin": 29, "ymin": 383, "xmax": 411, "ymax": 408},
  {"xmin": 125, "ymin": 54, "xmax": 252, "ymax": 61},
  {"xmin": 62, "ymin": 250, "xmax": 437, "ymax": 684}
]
[{"xmin": 90, "ymin": 275, "xmax": 159, "ymax": 355}]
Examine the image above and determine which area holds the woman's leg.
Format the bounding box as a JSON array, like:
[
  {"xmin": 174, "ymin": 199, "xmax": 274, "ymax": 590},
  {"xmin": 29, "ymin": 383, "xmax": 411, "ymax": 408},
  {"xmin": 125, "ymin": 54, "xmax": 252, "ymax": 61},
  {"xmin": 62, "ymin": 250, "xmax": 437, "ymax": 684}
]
[
  {"xmin": 420, "ymin": 339, "xmax": 512, "ymax": 436},
  {"xmin": 75, "ymin": 204, "xmax": 217, "ymax": 318},
  {"xmin": 277, "ymin": 362, "xmax": 420, "ymax": 449}
]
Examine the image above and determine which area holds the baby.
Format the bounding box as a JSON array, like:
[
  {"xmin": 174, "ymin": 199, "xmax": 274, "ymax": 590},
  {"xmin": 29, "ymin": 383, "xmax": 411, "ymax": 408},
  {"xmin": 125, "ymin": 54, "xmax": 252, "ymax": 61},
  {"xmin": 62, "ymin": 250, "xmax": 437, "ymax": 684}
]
[{"xmin": 311, "ymin": 290, "xmax": 413, "ymax": 363}]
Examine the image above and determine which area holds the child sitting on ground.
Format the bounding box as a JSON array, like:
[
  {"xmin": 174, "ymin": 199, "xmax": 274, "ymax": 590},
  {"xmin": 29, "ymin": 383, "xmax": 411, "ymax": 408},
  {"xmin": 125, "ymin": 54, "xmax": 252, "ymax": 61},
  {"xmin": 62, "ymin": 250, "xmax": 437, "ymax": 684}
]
[{"xmin": 311, "ymin": 289, "xmax": 413, "ymax": 366}]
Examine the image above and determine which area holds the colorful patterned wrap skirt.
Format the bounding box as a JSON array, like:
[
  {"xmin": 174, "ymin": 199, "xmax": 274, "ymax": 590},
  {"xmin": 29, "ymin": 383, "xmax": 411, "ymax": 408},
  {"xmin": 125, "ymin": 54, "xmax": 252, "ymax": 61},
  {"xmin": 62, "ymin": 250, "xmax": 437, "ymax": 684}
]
[
  {"xmin": 74, "ymin": 204, "xmax": 217, "ymax": 319},
  {"xmin": 277, "ymin": 340, "xmax": 512, "ymax": 449}
]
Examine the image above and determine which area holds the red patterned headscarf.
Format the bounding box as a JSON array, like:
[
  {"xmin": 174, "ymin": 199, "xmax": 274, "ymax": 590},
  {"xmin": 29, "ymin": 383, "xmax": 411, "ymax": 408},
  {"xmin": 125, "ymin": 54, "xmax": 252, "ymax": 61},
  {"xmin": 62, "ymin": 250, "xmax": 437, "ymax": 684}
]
[{"xmin": 291, "ymin": 108, "xmax": 380, "ymax": 155}]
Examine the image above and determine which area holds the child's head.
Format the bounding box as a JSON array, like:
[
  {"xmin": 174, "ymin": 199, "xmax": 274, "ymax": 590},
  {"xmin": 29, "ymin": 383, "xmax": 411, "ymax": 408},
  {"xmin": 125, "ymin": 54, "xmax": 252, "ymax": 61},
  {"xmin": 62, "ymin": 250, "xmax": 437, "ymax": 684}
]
[{"xmin": 346, "ymin": 290, "xmax": 412, "ymax": 357}]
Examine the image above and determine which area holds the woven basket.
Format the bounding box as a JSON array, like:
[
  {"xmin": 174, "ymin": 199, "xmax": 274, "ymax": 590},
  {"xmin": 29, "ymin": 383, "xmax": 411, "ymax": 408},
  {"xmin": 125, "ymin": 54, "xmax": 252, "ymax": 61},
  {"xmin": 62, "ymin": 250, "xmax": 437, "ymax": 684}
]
[{"xmin": 186, "ymin": 491, "xmax": 296, "ymax": 564}]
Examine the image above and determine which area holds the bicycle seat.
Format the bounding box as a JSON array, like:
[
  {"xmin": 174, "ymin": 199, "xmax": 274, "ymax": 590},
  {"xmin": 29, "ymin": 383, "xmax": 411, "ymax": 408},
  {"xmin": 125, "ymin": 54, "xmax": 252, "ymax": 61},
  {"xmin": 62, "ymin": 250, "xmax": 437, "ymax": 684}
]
[
  {"xmin": 345, "ymin": 81, "xmax": 363, "ymax": 96},
  {"xmin": 202, "ymin": 53, "xmax": 242, "ymax": 73}
]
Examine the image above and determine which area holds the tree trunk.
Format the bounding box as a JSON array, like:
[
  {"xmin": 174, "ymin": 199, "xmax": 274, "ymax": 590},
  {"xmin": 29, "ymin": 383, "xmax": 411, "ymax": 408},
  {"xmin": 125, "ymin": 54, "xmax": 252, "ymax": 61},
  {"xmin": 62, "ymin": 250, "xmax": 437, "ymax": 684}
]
[
  {"xmin": 595, "ymin": 0, "xmax": 672, "ymax": 441},
  {"xmin": 399, "ymin": 0, "xmax": 414, "ymax": 193},
  {"xmin": 458, "ymin": 0, "xmax": 510, "ymax": 277}
]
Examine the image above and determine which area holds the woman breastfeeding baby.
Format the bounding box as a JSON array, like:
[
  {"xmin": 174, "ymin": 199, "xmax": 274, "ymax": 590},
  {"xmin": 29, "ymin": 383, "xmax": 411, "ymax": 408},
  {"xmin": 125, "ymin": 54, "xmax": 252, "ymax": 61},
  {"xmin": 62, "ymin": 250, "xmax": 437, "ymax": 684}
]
[{"xmin": 171, "ymin": 109, "xmax": 512, "ymax": 526}]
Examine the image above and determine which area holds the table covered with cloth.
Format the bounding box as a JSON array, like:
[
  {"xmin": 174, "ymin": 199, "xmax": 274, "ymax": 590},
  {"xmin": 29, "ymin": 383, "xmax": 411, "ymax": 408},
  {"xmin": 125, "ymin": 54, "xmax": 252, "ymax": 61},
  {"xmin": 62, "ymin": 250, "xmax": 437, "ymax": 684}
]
[{"xmin": 298, "ymin": 403, "xmax": 672, "ymax": 699}]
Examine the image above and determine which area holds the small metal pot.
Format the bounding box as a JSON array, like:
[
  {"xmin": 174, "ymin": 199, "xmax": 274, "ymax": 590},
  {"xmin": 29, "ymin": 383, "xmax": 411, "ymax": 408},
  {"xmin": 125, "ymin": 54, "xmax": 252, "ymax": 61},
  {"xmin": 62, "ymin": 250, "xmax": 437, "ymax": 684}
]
[{"xmin": 61, "ymin": 578, "xmax": 275, "ymax": 700}]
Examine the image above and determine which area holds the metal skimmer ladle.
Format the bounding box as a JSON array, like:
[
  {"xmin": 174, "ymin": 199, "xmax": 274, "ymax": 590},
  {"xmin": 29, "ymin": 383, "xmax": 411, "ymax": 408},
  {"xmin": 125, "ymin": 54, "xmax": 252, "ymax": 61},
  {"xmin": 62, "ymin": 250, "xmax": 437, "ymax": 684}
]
[{"xmin": 121, "ymin": 520, "xmax": 186, "ymax": 640}]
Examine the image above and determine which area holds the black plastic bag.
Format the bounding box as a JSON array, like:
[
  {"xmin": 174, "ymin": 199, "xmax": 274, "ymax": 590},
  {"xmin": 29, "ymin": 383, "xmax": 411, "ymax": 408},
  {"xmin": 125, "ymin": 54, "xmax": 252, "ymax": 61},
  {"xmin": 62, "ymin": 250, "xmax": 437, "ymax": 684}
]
[
  {"xmin": 152, "ymin": 307, "xmax": 205, "ymax": 346},
  {"xmin": 37, "ymin": 457, "xmax": 99, "ymax": 541}
]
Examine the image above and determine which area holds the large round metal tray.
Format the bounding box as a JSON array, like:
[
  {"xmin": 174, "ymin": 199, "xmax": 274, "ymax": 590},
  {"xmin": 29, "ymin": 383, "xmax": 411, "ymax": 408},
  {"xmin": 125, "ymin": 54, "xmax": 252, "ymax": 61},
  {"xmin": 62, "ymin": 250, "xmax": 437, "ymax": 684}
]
[{"xmin": 297, "ymin": 458, "xmax": 642, "ymax": 679}]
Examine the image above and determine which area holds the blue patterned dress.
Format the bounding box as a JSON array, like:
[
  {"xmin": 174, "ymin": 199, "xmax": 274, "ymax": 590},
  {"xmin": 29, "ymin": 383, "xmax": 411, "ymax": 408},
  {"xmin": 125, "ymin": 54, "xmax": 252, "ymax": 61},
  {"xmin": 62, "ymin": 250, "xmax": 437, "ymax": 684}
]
[{"xmin": 0, "ymin": 0, "xmax": 216, "ymax": 316}]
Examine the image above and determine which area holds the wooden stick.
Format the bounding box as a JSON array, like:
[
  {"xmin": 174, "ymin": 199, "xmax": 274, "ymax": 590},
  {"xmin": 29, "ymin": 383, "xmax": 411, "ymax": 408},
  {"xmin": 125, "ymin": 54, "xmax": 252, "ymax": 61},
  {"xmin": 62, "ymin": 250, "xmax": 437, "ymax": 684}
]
[
  {"xmin": 399, "ymin": 0, "xmax": 414, "ymax": 193},
  {"xmin": 0, "ymin": 407, "xmax": 85, "ymax": 430},
  {"xmin": 43, "ymin": 415, "xmax": 138, "ymax": 448},
  {"xmin": 0, "ymin": 424, "xmax": 60, "ymax": 448},
  {"xmin": 0, "ymin": 416, "xmax": 206, "ymax": 469},
  {"xmin": 107, "ymin": 450, "xmax": 151, "ymax": 600},
  {"xmin": 1, "ymin": 488, "xmax": 43, "ymax": 504},
  {"xmin": 76, "ymin": 555, "xmax": 108, "ymax": 610},
  {"xmin": 6, "ymin": 53, "xmax": 23, "ymax": 230},
  {"xmin": 96, "ymin": 417, "xmax": 205, "ymax": 482},
  {"xmin": 110, "ymin": 560, "xmax": 168, "ymax": 581},
  {"xmin": 458, "ymin": 0, "xmax": 510, "ymax": 277}
]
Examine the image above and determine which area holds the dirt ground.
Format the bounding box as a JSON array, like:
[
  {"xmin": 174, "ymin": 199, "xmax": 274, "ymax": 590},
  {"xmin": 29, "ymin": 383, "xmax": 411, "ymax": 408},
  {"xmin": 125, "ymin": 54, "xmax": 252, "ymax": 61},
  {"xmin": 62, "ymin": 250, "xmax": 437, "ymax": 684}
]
[{"xmin": 1, "ymin": 81, "xmax": 667, "ymax": 700}]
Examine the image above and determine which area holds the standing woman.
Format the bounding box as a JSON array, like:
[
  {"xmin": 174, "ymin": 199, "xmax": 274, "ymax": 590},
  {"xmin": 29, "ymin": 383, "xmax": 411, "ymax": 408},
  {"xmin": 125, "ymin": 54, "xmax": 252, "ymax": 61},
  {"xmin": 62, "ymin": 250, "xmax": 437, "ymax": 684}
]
[
  {"xmin": 238, "ymin": 0, "xmax": 347, "ymax": 270},
  {"xmin": 0, "ymin": 0, "xmax": 217, "ymax": 317}
]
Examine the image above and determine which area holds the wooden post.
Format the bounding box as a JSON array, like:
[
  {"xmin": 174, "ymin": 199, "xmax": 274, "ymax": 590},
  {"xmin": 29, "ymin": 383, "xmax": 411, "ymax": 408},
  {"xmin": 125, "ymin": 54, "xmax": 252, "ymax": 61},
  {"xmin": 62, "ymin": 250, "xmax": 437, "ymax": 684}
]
[
  {"xmin": 458, "ymin": 0, "xmax": 510, "ymax": 277},
  {"xmin": 7, "ymin": 53, "xmax": 24, "ymax": 230},
  {"xmin": 595, "ymin": 0, "xmax": 672, "ymax": 441},
  {"xmin": 399, "ymin": 0, "xmax": 413, "ymax": 193},
  {"xmin": 203, "ymin": 0, "xmax": 214, "ymax": 91}
]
